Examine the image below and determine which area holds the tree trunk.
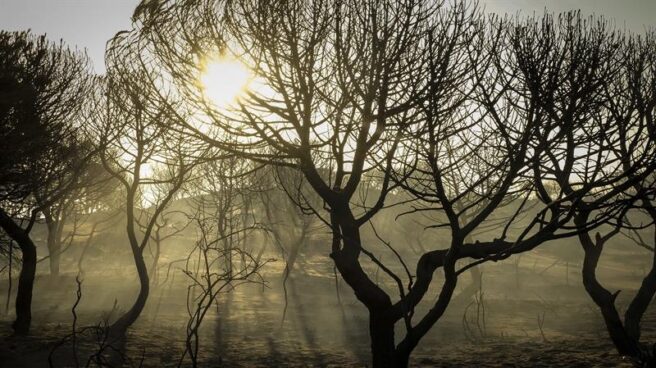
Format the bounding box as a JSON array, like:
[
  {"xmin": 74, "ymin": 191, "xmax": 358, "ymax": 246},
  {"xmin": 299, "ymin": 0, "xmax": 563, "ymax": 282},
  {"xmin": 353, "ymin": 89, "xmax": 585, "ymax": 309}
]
[
  {"xmin": 14, "ymin": 235, "xmax": 36, "ymax": 335},
  {"xmin": 46, "ymin": 222, "xmax": 61, "ymax": 276},
  {"xmin": 330, "ymin": 212, "xmax": 397, "ymax": 367},
  {"xmin": 150, "ymin": 236, "xmax": 161, "ymax": 284},
  {"xmin": 110, "ymin": 246, "xmax": 149, "ymax": 336},
  {"xmin": 369, "ymin": 312, "xmax": 399, "ymax": 368},
  {"xmin": 393, "ymin": 349, "xmax": 411, "ymax": 368},
  {"xmin": 624, "ymin": 271, "xmax": 656, "ymax": 343},
  {"xmin": 0, "ymin": 209, "xmax": 37, "ymax": 335},
  {"xmin": 43, "ymin": 208, "xmax": 64, "ymax": 276},
  {"xmin": 624, "ymin": 228, "xmax": 656, "ymax": 342},
  {"xmin": 578, "ymin": 231, "xmax": 642, "ymax": 359},
  {"xmin": 110, "ymin": 191, "xmax": 150, "ymax": 336}
]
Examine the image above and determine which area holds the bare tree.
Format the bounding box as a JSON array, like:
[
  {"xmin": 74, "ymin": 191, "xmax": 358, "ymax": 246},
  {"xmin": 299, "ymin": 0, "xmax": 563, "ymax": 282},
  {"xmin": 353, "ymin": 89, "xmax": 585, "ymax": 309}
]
[
  {"xmin": 473, "ymin": 12, "xmax": 656, "ymax": 365},
  {"xmin": 388, "ymin": 13, "xmax": 656, "ymax": 367},
  {"xmin": 569, "ymin": 30, "xmax": 656, "ymax": 365},
  {"xmin": 94, "ymin": 50, "xmax": 205, "ymax": 335},
  {"xmin": 180, "ymin": 157, "xmax": 266, "ymax": 367},
  {"xmin": 129, "ymin": 1, "xmax": 481, "ymax": 365}
]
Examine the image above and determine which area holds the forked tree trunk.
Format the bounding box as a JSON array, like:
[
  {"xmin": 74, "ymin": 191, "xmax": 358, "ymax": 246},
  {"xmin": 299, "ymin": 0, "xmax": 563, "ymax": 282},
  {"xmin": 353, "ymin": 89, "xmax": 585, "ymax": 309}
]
[
  {"xmin": 624, "ymin": 264, "xmax": 656, "ymax": 342},
  {"xmin": 330, "ymin": 213, "xmax": 400, "ymax": 368},
  {"xmin": 0, "ymin": 209, "xmax": 37, "ymax": 335},
  {"xmin": 581, "ymin": 245, "xmax": 641, "ymax": 357},
  {"xmin": 329, "ymin": 205, "xmax": 465, "ymax": 368},
  {"xmin": 578, "ymin": 227, "xmax": 655, "ymax": 364},
  {"xmin": 624, "ymin": 213, "xmax": 656, "ymax": 344}
]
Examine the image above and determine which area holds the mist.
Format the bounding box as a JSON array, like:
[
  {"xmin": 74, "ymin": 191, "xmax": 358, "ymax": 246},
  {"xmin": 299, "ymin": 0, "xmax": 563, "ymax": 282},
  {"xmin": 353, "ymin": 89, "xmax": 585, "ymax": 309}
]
[{"xmin": 1, "ymin": 1, "xmax": 655, "ymax": 367}]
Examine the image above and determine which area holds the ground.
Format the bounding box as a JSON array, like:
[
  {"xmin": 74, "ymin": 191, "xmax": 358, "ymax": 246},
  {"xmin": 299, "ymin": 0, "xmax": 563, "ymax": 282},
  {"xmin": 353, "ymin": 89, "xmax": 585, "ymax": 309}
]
[{"xmin": 0, "ymin": 246, "xmax": 653, "ymax": 367}]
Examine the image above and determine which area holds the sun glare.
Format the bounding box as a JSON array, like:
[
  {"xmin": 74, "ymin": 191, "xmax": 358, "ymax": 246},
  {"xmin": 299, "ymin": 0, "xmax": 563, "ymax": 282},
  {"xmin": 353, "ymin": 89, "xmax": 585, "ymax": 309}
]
[{"xmin": 200, "ymin": 58, "xmax": 251, "ymax": 107}]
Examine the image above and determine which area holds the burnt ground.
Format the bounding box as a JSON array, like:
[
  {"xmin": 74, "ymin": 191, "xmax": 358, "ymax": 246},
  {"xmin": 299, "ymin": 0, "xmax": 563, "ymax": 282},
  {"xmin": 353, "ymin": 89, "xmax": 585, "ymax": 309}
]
[{"xmin": 0, "ymin": 247, "xmax": 653, "ymax": 367}]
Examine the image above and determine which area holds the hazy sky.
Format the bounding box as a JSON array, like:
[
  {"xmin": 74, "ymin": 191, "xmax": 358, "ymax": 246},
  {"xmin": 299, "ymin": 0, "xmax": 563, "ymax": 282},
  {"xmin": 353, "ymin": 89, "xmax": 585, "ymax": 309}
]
[
  {"xmin": 0, "ymin": 0, "xmax": 137, "ymax": 72},
  {"xmin": 0, "ymin": 0, "xmax": 654, "ymax": 73}
]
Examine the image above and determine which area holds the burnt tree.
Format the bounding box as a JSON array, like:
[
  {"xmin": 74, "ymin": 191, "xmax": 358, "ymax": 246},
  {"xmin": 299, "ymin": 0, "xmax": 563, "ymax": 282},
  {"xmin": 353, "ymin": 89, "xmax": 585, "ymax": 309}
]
[{"xmin": 0, "ymin": 31, "xmax": 96, "ymax": 335}]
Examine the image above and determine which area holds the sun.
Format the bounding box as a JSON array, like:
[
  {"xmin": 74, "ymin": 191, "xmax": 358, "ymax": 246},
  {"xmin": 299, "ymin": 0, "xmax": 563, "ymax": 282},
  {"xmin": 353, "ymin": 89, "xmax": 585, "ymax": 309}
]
[{"xmin": 200, "ymin": 58, "xmax": 251, "ymax": 107}]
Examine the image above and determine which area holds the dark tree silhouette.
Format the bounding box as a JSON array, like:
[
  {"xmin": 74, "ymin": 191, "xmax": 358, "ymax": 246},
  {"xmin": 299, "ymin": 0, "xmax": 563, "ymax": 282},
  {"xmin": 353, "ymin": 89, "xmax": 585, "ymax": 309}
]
[
  {"xmin": 122, "ymin": 1, "xmax": 498, "ymax": 365},
  {"xmin": 0, "ymin": 30, "xmax": 96, "ymax": 335},
  {"xmin": 569, "ymin": 30, "xmax": 656, "ymax": 365},
  {"xmin": 93, "ymin": 55, "xmax": 204, "ymax": 335},
  {"xmin": 481, "ymin": 12, "xmax": 656, "ymax": 365},
  {"xmin": 137, "ymin": 1, "xmax": 443, "ymax": 365},
  {"xmin": 391, "ymin": 13, "xmax": 656, "ymax": 366}
]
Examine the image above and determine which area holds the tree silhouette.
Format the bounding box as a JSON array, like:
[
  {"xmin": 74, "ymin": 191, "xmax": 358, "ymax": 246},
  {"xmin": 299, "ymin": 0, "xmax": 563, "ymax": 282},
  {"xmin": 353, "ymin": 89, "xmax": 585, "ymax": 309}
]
[
  {"xmin": 570, "ymin": 29, "xmax": 656, "ymax": 365},
  {"xmin": 181, "ymin": 156, "xmax": 266, "ymax": 367},
  {"xmin": 93, "ymin": 53, "xmax": 203, "ymax": 336},
  {"xmin": 0, "ymin": 30, "xmax": 96, "ymax": 335}
]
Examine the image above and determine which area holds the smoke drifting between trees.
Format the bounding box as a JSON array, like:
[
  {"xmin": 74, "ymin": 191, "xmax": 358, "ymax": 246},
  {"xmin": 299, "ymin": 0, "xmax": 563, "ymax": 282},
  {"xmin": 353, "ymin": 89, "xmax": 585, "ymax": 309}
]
[{"xmin": 0, "ymin": 1, "xmax": 655, "ymax": 367}]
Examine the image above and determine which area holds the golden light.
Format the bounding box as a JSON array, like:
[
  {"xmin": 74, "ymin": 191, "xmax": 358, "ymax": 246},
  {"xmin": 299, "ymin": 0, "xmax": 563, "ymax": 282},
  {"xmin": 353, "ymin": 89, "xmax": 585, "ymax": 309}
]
[{"xmin": 200, "ymin": 58, "xmax": 251, "ymax": 107}]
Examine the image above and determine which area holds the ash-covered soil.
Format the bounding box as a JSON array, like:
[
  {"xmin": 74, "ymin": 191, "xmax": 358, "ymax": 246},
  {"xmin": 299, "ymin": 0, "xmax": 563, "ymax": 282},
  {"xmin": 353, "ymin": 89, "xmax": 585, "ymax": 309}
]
[{"xmin": 0, "ymin": 249, "xmax": 653, "ymax": 367}]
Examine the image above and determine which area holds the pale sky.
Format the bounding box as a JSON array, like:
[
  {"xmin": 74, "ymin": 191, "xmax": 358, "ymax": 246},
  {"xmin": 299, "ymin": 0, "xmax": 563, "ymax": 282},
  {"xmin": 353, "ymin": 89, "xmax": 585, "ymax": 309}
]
[
  {"xmin": 0, "ymin": 0, "xmax": 654, "ymax": 73},
  {"xmin": 0, "ymin": 0, "xmax": 137, "ymax": 72}
]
